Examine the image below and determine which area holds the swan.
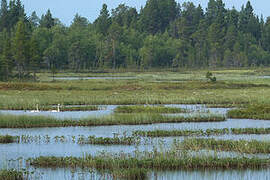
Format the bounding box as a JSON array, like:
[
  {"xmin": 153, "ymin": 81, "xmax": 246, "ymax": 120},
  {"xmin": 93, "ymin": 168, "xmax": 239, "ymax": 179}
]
[
  {"xmin": 30, "ymin": 104, "xmax": 40, "ymax": 113},
  {"xmin": 51, "ymin": 104, "xmax": 60, "ymax": 113}
]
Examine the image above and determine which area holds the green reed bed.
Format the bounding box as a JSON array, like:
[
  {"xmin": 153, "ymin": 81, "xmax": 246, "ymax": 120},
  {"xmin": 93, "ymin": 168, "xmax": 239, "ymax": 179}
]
[
  {"xmin": 78, "ymin": 136, "xmax": 136, "ymax": 145},
  {"xmin": 0, "ymin": 170, "xmax": 24, "ymax": 180},
  {"xmin": 0, "ymin": 135, "xmax": 18, "ymax": 143},
  {"xmin": 206, "ymin": 104, "xmax": 244, "ymax": 108},
  {"xmin": 133, "ymin": 128, "xmax": 229, "ymax": 137},
  {"xmin": 0, "ymin": 134, "xmax": 137, "ymax": 145},
  {"xmin": 0, "ymin": 114, "xmax": 67, "ymax": 128},
  {"xmin": 0, "ymin": 113, "xmax": 225, "ymax": 128},
  {"xmin": 232, "ymin": 128, "xmax": 270, "ymax": 134},
  {"xmin": 133, "ymin": 128, "xmax": 270, "ymax": 137},
  {"xmin": 114, "ymin": 105, "xmax": 187, "ymax": 113},
  {"xmin": 227, "ymin": 104, "xmax": 270, "ymax": 120},
  {"xmin": 29, "ymin": 154, "xmax": 270, "ymax": 170},
  {"xmin": 181, "ymin": 138, "xmax": 270, "ymax": 154}
]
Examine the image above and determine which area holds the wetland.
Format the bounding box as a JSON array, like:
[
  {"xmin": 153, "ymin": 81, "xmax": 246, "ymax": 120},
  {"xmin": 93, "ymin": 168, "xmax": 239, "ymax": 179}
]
[{"xmin": 1, "ymin": 70, "xmax": 270, "ymax": 179}]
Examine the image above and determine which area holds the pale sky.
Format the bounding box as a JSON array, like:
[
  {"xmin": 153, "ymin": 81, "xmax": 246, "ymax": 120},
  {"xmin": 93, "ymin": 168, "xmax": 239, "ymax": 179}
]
[{"xmin": 8, "ymin": 0, "xmax": 270, "ymax": 25}]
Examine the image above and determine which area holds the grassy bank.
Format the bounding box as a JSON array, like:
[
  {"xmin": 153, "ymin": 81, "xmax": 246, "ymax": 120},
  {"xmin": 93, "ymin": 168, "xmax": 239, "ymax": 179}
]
[
  {"xmin": 114, "ymin": 105, "xmax": 187, "ymax": 113},
  {"xmin": 181, "ymin": 138, "xmax": 270, "ymax": 154},
  {"xmin": 2, "ymin": 69, "xmax": 270, "ymax": 110},
  {"xmin": 30, "ymin": 154, "xmax": 270, "ymax": 170},
  {"xmin": 0, "ymin": 135, "xmax": 17, "ymax": 143},
  {"xmin": 0, "ymin": 113, "xmax": 225, "ymax": 128},
  {"xmin": 0, "ymin": 170, "xmax": 24, "ymax": 180},
  {"xmin": 78, "ymin": 136, "xmax": 136, "ymax": 145},
  {"xmin": 133, "ymin": 128, "xmax": 270, "ymax": 137},
  {"xmin": 228, "ymin": 105, "xmax": 270, "ymax": 120},
  {"xmin": 231, "ymin": 128, "xmax": 270, "ymax": 134},
  {"xmin": 133, "ymin": 128, "xmax": 229, "ymax": 137}
]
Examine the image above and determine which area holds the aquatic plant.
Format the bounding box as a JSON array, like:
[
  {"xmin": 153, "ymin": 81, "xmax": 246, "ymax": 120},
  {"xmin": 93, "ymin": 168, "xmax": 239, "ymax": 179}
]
[
  {"xmin": 181, "ymin": 138, "xmax": 270, "ymax": 154},
  {"xmin": 0, "ymin": 169, "xmax": 24, "ymax": 180},
  {"xmin": 0, "ymin": 113, "xmax": 225, "ymax": 128},
  {"xmin": 30, "ymin": 154, "xmax": 270, "ymax": 170},
  {"xmin": 231, "ymin": 128, "xmax": 270, "ymax": 134},
  {"xmin": 133, "ymin": 128, "xmax": 229, "ymax": 137},
  {"xmin": 78, "ymin": 135, "xmax": 136, "ymax": 145},
  {"xmin": 227, "ymin": 104, "xmax": 270, "ymax": 120},
  {"xmin": 115, "ymin": 105, "xmax": 187, "ymax": 113},
  {"xmin": 0, "ymin": 135, "xmax": 18, "ymax": 143}
]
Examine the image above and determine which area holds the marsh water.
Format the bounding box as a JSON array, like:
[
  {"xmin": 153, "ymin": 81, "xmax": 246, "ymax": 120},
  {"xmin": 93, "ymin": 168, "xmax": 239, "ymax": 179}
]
[
  {"xmin": 1, "ymin": 104, "xmax": 270, "ymax": 179},
  {"xmin": 0, "ymin": 104, "xmax": 228, "ymax": 119}
]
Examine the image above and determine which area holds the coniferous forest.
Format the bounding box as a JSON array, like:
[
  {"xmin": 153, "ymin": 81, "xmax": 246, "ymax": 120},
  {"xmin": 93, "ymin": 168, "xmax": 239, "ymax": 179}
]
[{"xmin": 0, "ymin": 0, "xmax": 270, "ymax": 80}]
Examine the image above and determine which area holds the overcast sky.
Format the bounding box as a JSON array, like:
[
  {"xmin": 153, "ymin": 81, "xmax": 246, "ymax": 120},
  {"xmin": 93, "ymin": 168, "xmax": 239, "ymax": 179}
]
[{"xmin": 12, "ymin": 0, "xmax": 270, "ymax": 25}]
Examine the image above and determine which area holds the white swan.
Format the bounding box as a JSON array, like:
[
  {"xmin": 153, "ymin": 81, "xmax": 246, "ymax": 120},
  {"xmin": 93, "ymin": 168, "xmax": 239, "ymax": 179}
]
[
  {"xmin": 30, "ymin": 104, "xmax": 40, "ymax": 113},
  {"xmin": 51, "ymin": 104, "xmax": 60, "ymax": 113}
]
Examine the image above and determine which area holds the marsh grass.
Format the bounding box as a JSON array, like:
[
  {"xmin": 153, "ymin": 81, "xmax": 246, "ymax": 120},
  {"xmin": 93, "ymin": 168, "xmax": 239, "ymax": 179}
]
[
  {"xmin": 0, "ymin": 135, "xmax": 17, "ymax": 143},
  {"xmin": 232, "ymin": 128, "xmax": 270, "ymax": 134},
  {"xmin": 228, "ymin": 104, "xmax": 270, "ymax": 120},
  {"xmin": 2, "ymin": 72, "xmax": 269, "ymax": 110},
  {"xmin": 114, "ymin": 105, "xmax": 187, "ymax": 113},
  {"xmin": 29, "ymin": 154, "xmax": 270, "ymax": 170},
  {"xmin": 181, "ymin": 138, "xmax": 270, "ymax": 154},
  {"xmin": 0, "ymin": 113, "xmax": 225, "ymax": 128},
  {"xmin": 78, "ymin": 136, "xmax": 136, "ymax": 145},
  {"xmin": 133, "ymin": 128, "xmax": 229, "ymax": 137},
  {"xmin": 0, "ymin": 170, "xmax": 24, "ymax": 180}
]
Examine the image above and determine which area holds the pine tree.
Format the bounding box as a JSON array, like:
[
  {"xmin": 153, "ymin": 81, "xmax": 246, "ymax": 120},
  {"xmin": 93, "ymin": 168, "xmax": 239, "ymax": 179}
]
[
  {"xmin": 12, "ymin": 20, "xmax": 29, "ymax": 79},
  {"xmin": 0, "ymin": 29, "xmax": 13, "ymax": 80},
  {"xmin": 0, "ymin": 0, "xmax": 8, "ymax": 31},
  {"xmin": 29, "ymin": 11, "xmax": 40, "ymax": 28},
  {"xmin": 94, "ymin": 4, "xmax": 111, "ymax": 35},
  {"xmin": 40, "ymin": 9, "xmax": 55, "ymax": 28}
]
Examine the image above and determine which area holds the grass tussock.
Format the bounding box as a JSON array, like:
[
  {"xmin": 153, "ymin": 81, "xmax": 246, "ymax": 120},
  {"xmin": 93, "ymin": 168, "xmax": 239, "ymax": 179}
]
[
  {"xmin": 0, "ymin": 113, "xmax": 225, "ymax": 128},
  {"xmin": 135, "ymin": 128, "xmax": 270, "ymax": 137},
  {"xmin": 78, "ymin": 136, "xmax": 136, "ymax": 145},
  {"xmin": 114, "ymin": 105, "xmax": 187, "ymax": 113},
  {"xmin": 30, "ymin": 154, "xmax": 270, "ymax": 170},
  {"xmin": 133, "ymin": 128, "xmax": 229, "ymax": 137},
  {"xmin": 159, "ymin": 81, "xmax": 270, "ymax": 90},
  {"xmin": 228, "ymin": 104, "xmax": 270, "ymax": 120},
  {"xmin": 181, "ymin": 138, "xmax": 270, "ymax": 154},
  {"xmin": 0, "ymin": 135, "xmax": 17, "ymax": 143},
  {"xmin": 232, "ymin": 128, "xmax": 270, "ymax": 134},
  {"xmin": 0, "ymin": 170, "xmax": 24, "ymax": 180},
  {"xmin": 0, "ymin": 82, "xmax": 63, "ymax": 91}
]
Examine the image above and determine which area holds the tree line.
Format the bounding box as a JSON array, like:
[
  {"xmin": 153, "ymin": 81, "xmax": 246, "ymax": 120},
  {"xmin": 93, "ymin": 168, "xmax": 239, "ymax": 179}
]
[{"xmin": 0, "ymin": 0, "xmax": 270, "ymax": 80}]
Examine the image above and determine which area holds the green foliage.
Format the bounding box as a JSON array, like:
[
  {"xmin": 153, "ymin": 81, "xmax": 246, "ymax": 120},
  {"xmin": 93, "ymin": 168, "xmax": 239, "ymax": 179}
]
[
  {"xmin": 0, "ymin": 170, "xmax": 24, "ymax": 180},
  {"xmin": 40, "ymin": 9, "xmax": 55, "ymax": 28},
  {"xmin": 12, "ymin": 20, "xmax": 30, "ymax": 80},
  {"xmin": 115, "ymin": 105, "xmax": 187, "ymax": 113},
  {"xmin": 206, "ymin": 71, "xmax": 216, "ymax": 82},
  {"xmin": 0, "ymin": 135, "xmax": 16, "ymax": 143},
  {"xmin": 30, "ymin": 154, "xmax": 270, "ymax": 170},
  {"xmin": 182, "ymin": 138, "xmax": 270, "ymax": 154},
  {"xmin": 228, "ymin": 104, "xmax": 270, "ymax": 120},
  {"xmin": 79, "ymin": 135, "xmax": 136, "ymax": 145},
  {"xmin": 0, "ymin": 113, "xmax": 225, "ymax": 128}
]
